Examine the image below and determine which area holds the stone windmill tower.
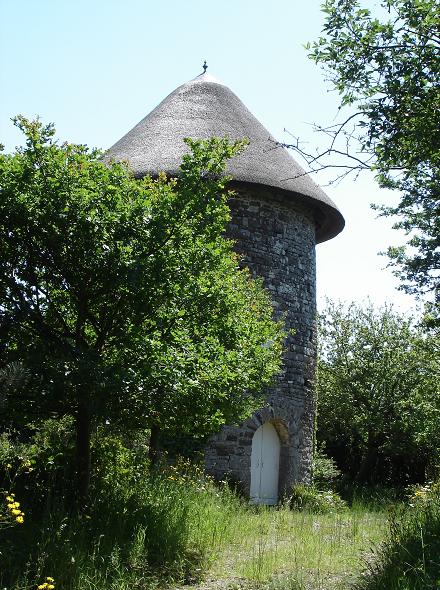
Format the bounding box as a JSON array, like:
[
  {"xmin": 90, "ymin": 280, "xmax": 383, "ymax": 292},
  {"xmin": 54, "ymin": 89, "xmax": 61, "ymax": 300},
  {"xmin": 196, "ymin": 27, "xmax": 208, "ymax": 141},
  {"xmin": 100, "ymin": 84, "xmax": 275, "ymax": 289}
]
[{"xmin": 107, "ymin": 70, "xmax": 344, "ymax": 504}]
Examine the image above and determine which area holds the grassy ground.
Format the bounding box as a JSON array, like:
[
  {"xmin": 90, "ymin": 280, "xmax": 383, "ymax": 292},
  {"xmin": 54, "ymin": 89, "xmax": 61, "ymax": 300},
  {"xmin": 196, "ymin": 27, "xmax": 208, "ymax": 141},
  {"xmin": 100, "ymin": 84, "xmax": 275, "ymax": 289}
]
[
  {"xmin": 353, "ymin": 484, "xmax": 440, "ymax": 590},
  {"xmin": 0, "ymin": 434, "xmax": 394, "ymax": 590},
  {"xmin": 1, "ymin": 477, "xmax": 389, "ymax": 590},
  {"xmin": 3, "ymin": 427, "xmax": 439, "ymax": 590},
  {"xmin": 204, "ymin": 503, "xmax": 387, "ymax": 590}
]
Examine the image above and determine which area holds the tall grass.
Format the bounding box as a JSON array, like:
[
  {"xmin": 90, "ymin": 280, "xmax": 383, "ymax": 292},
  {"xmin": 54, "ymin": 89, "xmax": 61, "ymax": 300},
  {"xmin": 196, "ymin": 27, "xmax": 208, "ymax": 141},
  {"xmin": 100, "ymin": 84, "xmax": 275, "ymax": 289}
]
[
  {"xmin": 354, "ymin": 485, "xmax": 440, "ymax": 590},
  {"xmin": 1, "ymin": 468, "xmax": 392, "ymax": 590},
  {"xmin": 1, "ymin": 425, "xmax": 394, "ymax": 590},
  {"xmin": 210, "ymin": 500, "xmax": 387, "ymax": 590},
  {"xmin": 0, "ymin": 460, "xmax": 243, "ymax": 590}
]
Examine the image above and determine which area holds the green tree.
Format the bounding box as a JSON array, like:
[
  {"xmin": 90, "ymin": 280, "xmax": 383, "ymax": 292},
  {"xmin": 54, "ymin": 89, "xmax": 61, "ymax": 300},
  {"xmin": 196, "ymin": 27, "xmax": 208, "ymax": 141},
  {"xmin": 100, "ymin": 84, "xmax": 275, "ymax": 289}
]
[
  {"xmin": 0, "ymin": 117, "xmax": 284, "ymax": 499},
  {"xmin": 317, "ymin": 301, "xmax": 440, "ymax": 484},
  {"xmin": 289, "ymin": 0, "xmax": 439, "ymax": 304}
]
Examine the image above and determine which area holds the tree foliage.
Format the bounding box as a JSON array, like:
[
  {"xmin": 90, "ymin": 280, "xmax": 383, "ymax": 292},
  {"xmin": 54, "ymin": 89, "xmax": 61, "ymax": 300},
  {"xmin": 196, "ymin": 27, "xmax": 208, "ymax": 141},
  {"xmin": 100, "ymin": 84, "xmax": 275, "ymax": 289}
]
[
  {"xmin": 0, "ymin": 117, "xmax": 284, "ymax": 497},
  {"xmin": 290, "ymin": 0, "xmax": 440, "ymax": 303},
  {"xmin": 317, "ymin": 301, "xmax": 440, "ymax": 484}
]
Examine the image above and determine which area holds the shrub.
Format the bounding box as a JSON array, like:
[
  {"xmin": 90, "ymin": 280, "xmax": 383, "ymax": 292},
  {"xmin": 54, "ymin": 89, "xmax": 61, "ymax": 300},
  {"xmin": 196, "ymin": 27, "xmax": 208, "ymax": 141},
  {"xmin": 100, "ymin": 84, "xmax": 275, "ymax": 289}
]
[
  {"xmin": 312, "ymin": 443, "xmax": 341, "ymax": 489},
  {"xmin": 0, "ymin": 436, "xmax": 242, "ymax": 590},
  {"xmin": 289, "ymin": 484, "xmax": 347, "ymax": 514},
  {"xmin": 356, "ymin": 484, "xmax": 440, "ymax": 589},
  {"xmin": 0, "ymin": 416, "xmax": 76, "ymax": 509},
  {"xmin": 338, "ymin": 484, "xmax": 404, "ymax": 511}
]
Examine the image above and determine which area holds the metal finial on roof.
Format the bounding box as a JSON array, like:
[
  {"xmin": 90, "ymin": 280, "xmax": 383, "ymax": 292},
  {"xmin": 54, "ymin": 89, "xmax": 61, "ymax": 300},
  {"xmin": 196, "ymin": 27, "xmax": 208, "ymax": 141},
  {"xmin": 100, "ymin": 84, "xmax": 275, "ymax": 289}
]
[{"xmin": 202, "ymin": 60, "xmax": 208, "ymax": 73}]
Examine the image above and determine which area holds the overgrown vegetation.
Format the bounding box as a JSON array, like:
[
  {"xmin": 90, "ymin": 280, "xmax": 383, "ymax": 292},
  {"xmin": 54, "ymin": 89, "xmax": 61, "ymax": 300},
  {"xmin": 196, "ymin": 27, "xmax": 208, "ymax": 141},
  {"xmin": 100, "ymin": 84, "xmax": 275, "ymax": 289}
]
[
  {"xmin": 210, "ymin": 495, "xmax": 386, "ymax": 589},
  {"xmin": 0, "ymin": 117, "xmax": 283, "ymax": 501},
  {"xmin": 0, "ymin": 422, "xmax": 386, "ymax": 590},
  {"xmin": 289, "ymin": 484, "xmax": 347, "ymax": 514},
  {"xmin": 355, "ymin": 484, "xmax": 440, "ymax": 590},
  {"xmin": 314, "ymin": 300, "xmax": 440, "ymax": 589},
  {"xmin": 317, "ymin": 300, "xmax": 440, "ymax": 485},
  {"xmin": 0, "ymin": 409, "xmax": 396, "ymax": 590},
  {"xmin": 1, "ymin": 434, "xmax": 243, "ymax": 589}
]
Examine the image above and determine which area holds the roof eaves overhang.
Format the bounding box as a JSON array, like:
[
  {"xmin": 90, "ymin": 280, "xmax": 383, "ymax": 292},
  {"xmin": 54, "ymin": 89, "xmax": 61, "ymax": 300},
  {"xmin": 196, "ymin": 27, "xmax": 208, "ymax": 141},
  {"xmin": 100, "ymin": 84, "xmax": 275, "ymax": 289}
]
[{"xmin": 228, "ymin": 180, "xmax": 345, "ymax": 244}]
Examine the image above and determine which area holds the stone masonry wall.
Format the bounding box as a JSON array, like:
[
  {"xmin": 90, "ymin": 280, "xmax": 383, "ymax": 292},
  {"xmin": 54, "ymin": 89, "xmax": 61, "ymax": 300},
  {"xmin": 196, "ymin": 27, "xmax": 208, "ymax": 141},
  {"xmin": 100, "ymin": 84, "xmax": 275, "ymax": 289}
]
[{"xmin": 205, "ymin": 185, "xmax": 317, "ymax": 498}]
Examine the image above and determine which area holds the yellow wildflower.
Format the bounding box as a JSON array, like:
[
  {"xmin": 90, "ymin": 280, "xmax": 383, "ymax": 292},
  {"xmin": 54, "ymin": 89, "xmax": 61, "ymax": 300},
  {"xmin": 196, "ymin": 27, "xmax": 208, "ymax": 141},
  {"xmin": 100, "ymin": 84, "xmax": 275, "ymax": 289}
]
[
  {"xmin": 12, "ymin": 509, "xmax": 21, "ymax": 516},
  {"xmin": 16, "ymin": 515, "xmax": 24, "ymax": 524},
  {"xmin": 6, "ymin": 495, "xmax": 15, "ymax": 502},
  {"xmin": 36, "ymin": 578, "xmax": 55, "ymax": 590}
]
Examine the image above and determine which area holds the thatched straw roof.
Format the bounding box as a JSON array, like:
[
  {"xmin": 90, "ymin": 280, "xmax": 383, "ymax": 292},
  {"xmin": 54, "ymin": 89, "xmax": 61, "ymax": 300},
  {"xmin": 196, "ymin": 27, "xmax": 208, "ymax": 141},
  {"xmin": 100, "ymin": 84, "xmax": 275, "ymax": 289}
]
[{"xmin": 107, "ymin": 72, "xmax": 344, "ymax": 242}]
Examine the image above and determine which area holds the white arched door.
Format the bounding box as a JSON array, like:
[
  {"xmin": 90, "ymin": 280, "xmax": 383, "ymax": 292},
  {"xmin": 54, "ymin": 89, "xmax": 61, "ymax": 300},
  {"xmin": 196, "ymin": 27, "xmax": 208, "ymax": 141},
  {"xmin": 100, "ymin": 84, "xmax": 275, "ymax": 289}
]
[{"xmin": 250, "ymin": 422, "xmax": 280, "ymax": 505}]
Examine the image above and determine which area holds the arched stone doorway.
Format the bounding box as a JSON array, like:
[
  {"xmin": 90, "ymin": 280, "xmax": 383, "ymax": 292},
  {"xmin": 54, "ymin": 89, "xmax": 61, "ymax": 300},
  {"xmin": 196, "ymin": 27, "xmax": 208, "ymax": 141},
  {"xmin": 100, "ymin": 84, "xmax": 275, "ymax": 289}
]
[{"xmin": 250, "ymin": 422, "xmax": 280, "ymax": 505}]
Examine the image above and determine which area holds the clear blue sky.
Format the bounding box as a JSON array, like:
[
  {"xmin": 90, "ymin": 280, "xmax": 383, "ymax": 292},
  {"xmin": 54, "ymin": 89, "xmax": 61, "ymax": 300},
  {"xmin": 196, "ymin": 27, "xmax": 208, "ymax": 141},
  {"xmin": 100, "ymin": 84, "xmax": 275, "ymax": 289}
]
[{"xmin": 0, "ymin": 0, "xmax": 420, "ymax": 313}]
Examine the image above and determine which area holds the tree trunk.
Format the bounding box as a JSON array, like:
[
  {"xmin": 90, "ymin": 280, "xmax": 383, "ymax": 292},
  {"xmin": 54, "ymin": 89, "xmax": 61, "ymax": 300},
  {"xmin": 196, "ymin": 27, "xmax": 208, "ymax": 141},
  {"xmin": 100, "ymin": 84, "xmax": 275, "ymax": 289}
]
[
  {"xmin": 76, "ymin": 399, "xmax": 91, "ymax": 506},
  {"xmin": 148, "ymin": 424, "xmax": 161, "ymax": 468},
  {"xmin": 356, "ymin": 441, "xmax": 378, "ymax": 484}
]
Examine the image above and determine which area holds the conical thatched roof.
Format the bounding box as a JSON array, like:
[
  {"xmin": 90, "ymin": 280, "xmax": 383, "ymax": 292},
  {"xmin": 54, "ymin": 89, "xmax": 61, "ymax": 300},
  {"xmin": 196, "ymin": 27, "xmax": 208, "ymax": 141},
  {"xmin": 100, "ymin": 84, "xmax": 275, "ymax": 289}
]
[{"xmin": 107, "ymin": 72, "xmax": 344, "ymax": 243}]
